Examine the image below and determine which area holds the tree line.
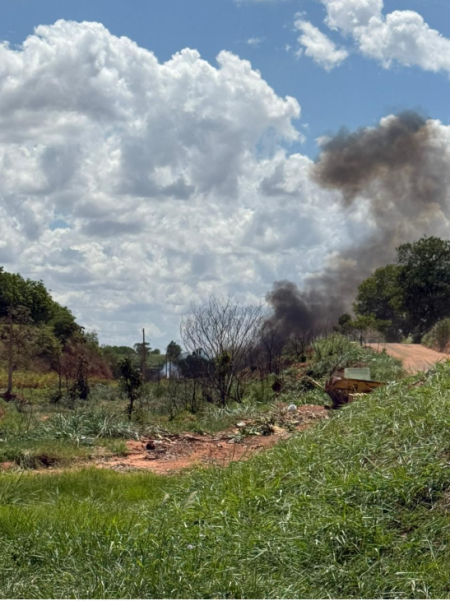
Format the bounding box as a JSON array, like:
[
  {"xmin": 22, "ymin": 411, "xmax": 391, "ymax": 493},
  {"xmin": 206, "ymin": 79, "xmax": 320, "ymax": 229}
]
[{"xmin": 338, "ymin": 236, "xmax": 450, "ymax": 343}]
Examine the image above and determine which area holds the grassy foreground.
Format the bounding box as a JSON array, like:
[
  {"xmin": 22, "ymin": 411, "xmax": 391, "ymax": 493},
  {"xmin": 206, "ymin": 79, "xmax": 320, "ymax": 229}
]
[{"xmin": 2, "ymin": 363, "xmax": 450, "ymax": 597}]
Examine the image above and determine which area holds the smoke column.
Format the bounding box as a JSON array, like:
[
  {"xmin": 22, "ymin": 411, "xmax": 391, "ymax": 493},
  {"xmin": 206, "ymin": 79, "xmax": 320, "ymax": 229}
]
[{"xmin": 266, "ymin": 111, "xmax": 450, "ymax": 333}]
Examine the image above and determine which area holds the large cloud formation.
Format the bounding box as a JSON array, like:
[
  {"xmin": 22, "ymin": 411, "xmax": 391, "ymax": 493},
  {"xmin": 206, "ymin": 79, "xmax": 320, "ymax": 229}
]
[{"xmin": 0, "ymin": 20, "xmax": 345, "ymax": 346}]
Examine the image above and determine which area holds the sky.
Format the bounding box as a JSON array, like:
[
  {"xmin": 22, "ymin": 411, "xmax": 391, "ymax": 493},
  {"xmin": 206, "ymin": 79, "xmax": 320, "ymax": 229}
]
[{"xmin": 1, "ymin": 0, "xmax": 450, "ymax": 349}]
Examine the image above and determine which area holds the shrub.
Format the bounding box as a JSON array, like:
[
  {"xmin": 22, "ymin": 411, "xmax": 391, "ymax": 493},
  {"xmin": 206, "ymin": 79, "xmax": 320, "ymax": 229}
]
[{"xmin": 423, "ymin": 318, "xmax": 450, "ymax": 352}]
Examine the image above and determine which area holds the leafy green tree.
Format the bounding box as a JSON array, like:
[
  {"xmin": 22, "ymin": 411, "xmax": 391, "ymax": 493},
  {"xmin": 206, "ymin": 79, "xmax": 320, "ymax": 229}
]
[
  {"xmin": 50, "ymin": 305, "xmax": 81, "ymax": 343},
  {"xmin": 397, "ymin": 236, "xmax": 450, "ymax": 338},
  {"xmin": 178, "ymin": 350, "xmax": 211, "ymax": 380},
  {"xmin": 336, "ymin": 313, "xmax": 353, "ymax": 335},
  {"xmin": 0, "ymin": 269, "xmax": 54, "ymax": 324},
  {"xmin": 119, "ymin": 357, "xmax": 142, "ymax": 419},
  {"xmin": 134, "ymin": 342, "xmax": 151, "ymax": 355},
  {"xmin": 166, "ymin": 341, "xmax": 182, "ymax": 362},
  {"xmin": 102, "ymin": 345, "xmax": 138, "ymax": 378},
  {"xmin": 165, "ymin": 341, "xmax": 182, "ymax": 377},
  {"xmin": 354, "ymin": 264, "xmax": 409, "ymax": 341},
  {"xmin": 84, "ymin": 332, "xmax": 100, "ymax": 348},
  {"xmin": 351, "ymin": 314, "xmax": 390, "ymax": 346},
  {"xmin": 0, "ymin": 272, "xmax": 35, "ymax": 396}
]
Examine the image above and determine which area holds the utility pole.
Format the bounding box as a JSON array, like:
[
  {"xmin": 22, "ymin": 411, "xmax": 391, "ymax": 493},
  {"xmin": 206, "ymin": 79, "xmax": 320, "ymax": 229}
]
[{"xmin": 141, "ymin": 328, "xmax": 146, "ymax": 383}]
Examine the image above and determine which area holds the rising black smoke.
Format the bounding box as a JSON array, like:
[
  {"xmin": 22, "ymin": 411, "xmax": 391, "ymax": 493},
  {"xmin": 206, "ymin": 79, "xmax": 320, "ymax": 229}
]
[{"xmin": 266, "ymin": 111, "xmax": 450, "ymax": 334}]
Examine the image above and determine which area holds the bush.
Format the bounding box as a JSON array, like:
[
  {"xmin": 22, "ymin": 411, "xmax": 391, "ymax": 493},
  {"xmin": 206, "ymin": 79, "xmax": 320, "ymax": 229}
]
[
  {"xmin": 243, "ymin": 376, "xmax": 277, "ymax": 405},
  {"xmin": 423, "ymin": 318, "xmax": 450, "ymax": 352}
]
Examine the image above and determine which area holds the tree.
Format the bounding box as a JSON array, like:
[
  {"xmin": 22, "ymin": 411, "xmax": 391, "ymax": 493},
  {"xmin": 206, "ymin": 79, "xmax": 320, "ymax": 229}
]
[
  {"xmin": 119, "ymin": 357, "xmax": 142, "ymax": 419},
  {"xmin": 50, "ymin": 305, "xmax": 82, "ymax": 343},
  {"xmin": 165, "ymin": 341, "xmax": 182, "ymax": 377},
  {"xmin": 70, "ymin": 354, "xmax": 90, "ymax": 401},
  {"xmin": 178, "ymin": 350, "xmax": 211, "ymax": 379},
  {"xmin": 350, "ymin": 315, "xmax": 391, "ymax": 346},
  {"xmin": 177, "ymin": 350, "xmax": 213, "ymax": 409},
  {"xmin": 134, "ymin": 339, "xmax": 150, "ymax": 380},
  {"xmin": 257, "ymin": 322, "xmax": 285, "ymax": 376},
  {"xmin": 336, "ymin": 313, "xmax": 353, "ymax": 336},
  {"xmin": 0, "ymin": 273, "xmax": 35, "ymax": 397},
  {"xmin": 351, "ymin": 315, "xmax": 377, "ymax": 346},
  {"xmin": 397, "ymin": 236, "xmax": 450, "ymax": 338},
  {"xmin": 180, "ymin": 296, "xmax": 263, "ymax": 406},
  {"xmin": 354, "ymin": 265, "xmax": 408, "ymax": 342},
  {"xmin": 134, "ymin": 342, "xmax": 151, "ymax": 355},
  {"xmin": 0, "ymin": 269, "xmax": 54, "ymax": 324},
  {"xmin": 102, "ymin": 345, "xmax": 138, "ymax": 378},
  {"xmin": 34, "ymin": 326, "xmax": 63, "ymax": 398}
]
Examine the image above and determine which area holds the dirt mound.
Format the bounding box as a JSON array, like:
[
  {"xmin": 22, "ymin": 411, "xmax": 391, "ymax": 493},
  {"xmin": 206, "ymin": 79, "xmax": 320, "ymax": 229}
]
[{"xmin": 97, "ymin": 405, "xmax": 329, "ymax": 474}]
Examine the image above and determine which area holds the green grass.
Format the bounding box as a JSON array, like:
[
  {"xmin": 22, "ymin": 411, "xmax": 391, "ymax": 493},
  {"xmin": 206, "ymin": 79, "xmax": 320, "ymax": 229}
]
[
  {"xmin": 0, "ymin": 403, "xmax": 140, "ymax": 468},
  {"xmin": 308, "ymin": 334, "xmax": 405, "ymax": 383},
  {"xmin": 143, "ymin": 403, "xmax": 265, "ymax": 435},
  {"xmin": 0, "ymin": 395, "xmax": 276, "ymax": 468},
  {"xmin": 279, "ymin": 336, "xmax": 405, "ymax": 408},
  {"xmin": 0, "ymin": 336, "xmax": 405, "ymax": 473},
  {"xmin": 1, "ymin": 363, "xmax": 450, "ymax": 597}
]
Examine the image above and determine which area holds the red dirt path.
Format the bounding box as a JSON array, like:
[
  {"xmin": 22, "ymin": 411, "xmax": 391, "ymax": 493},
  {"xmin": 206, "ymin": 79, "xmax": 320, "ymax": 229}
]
[
  {"xmin": 0, "ymin": 405, "xmax": 329, "ymax": 475},
  {"xmin": 367, "ymin": 343, "xmax": 449, "ymax": 374},
  {"xmin": 96, "ymin": 405, "xmax": 329, "ymax": 474}
]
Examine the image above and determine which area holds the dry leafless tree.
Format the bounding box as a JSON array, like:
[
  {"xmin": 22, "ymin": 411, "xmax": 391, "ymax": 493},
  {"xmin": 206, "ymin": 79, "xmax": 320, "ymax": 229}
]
[{"xmin": 180, "ymin": 295, "xmax": 264, "ymax": 406}]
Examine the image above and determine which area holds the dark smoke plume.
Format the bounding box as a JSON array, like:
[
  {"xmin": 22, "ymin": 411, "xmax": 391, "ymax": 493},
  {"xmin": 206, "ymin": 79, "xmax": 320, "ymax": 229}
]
[{"xmin": 266, "ymin": 111, "xmax": 450, "ymax": 334}]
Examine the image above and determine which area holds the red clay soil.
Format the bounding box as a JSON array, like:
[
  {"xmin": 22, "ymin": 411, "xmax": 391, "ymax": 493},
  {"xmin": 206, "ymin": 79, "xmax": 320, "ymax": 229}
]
[
  {"xmin": 367, "ymin": 343, "xmax": 449, "ymax": 374},
  {"xmin": 96, "ymin": 405, "xmax": 329, "ymax": 474}
]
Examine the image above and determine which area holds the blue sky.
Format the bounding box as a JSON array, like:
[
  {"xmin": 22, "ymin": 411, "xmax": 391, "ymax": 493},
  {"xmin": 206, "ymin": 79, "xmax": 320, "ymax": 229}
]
[
  {"xmin": 3, "ymin": 0, "xmax": 450, "ymax": 159},
  {"xmin": 1, "ymin": 0, "xmax": 450, "ymax": 347}
]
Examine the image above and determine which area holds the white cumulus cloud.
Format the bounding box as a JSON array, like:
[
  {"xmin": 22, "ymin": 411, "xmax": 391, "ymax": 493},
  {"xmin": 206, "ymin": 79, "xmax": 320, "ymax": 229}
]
[
  {"xmin": 0, "ymin": 20, "xmax": 345, "ymax": 347},
  {"xmin": 294, "ymin": 19, "xmax": 349, "ymax": 70},
  {"xmin": 232, "ymin": 0, "xmax": 450, "ymax": 75},
  {"xmin": 320, "ymin": 0, "xmax": 450, "ymax": 75},
  {"xmin": 322, "ymin": 0, "xmax": 383, "ymax": 34}
]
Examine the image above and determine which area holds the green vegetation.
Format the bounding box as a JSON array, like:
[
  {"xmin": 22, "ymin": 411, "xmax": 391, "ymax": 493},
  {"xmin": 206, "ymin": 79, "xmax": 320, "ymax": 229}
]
[
  {"xmin": 309, "ymin": 334, "xmax": 404, "ymax": 382},
  {"xmin": 1, "ymin": 362, "xmax": 450, "ymax": 597},
  {"xmin": 423, "ymin": 318, "xmax": 450, "ymax": 352},
  {"xmin": 349, "ymin": 236, "xmax": 450, "ymax": 343},
  {"xmin": 0, "ymin": 266, "xmax": 171, "ymax": 407},
  {"xmin": 0, "ymin": 334, "xmax": 405, "ymax": 470},
  {"xmin": 279, "ymin": 334, "xmax": 404, "ymax": 408},
  {"xmin": 1, "ymin": 240, "xmax": 450, "ymax": 597}
]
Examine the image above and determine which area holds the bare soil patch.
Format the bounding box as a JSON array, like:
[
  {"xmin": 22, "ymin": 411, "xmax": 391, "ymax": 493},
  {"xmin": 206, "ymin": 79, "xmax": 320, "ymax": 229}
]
[{"xmin": 96, "ymin": 405, "xmax": 329, "ymax": 474}]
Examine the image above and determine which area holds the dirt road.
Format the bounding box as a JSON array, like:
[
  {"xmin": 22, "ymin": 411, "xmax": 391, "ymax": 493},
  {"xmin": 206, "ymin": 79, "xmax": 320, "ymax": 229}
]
[{"xmin": 367, "ymin": 343, "xmax": 449, "ymax": 374}]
